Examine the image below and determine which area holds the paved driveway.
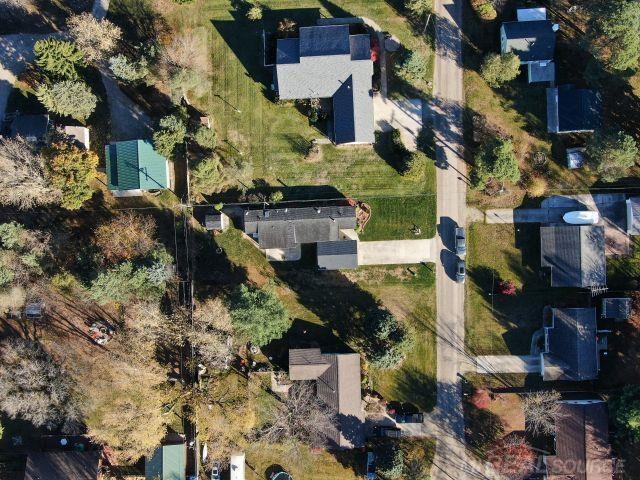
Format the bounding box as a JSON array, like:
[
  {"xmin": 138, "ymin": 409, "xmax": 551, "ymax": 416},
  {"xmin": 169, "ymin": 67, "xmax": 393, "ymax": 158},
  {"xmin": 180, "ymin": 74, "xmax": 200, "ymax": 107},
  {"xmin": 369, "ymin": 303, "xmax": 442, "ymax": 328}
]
[
  {"xmin": 358, "ymin": 239, "xmax": 435, "ymax": 265},
  {"xmin": 373, "ymin": 94, "xmax": 423, "ymax": 151},
  {"xmin": 473, "ymin": 355, "xmax": 541, "ymax": 374}
]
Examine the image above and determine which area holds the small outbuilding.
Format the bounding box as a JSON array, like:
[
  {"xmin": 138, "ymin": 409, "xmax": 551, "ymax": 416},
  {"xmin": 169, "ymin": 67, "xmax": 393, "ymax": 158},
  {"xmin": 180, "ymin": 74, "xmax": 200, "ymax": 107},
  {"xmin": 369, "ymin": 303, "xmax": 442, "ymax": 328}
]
[
  {"xmin": 602, "ymin": 297, "xmax": 631, "ymax": 321},
  {"xmin": 106, "ymin": 139, "xmax": 170, "ymax": 197},
  {"xmin": 205, "ymin": 212, "xmax": 230, "ymax": 231},
  {"xmin": 145, "ymin": 435, "xmax": 186, "ymax": 480},
  {"xmin": 626, "ymin": 197, "xmax": 640, "ymax": 235},
  {"xmin": 546, "ymin": 85, "xmax": 602, "ymax": 134},
  {"xmin": 10, "ymin": 114, "xmax": 50, "ymax": 143}
]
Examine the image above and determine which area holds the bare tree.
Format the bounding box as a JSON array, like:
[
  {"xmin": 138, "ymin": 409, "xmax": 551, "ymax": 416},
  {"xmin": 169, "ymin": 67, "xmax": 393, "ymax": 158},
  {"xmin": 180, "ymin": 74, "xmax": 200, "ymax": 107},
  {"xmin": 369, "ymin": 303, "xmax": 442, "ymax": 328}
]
[
  {"xmin": 94, "ymin": 212, "xmax": 158, "ymax": 264},
  {"xmin": 521, "ymin": 390, "xmax": 564, "ymax": 436},
  {"xmin": 163, "ymin": 31, "xmax": 210, "ymax": 74},
  {"xmin": 67, "ymin": 13, "xmax": 122, "ymax": 62},
  {"xmin": 189, "ymin": 298, "xmax": 234, "ymax": 370},
  {"xmin": 256, "ymin": 382, "xmax": 337, "ymax": 451},
  {"xmin": 0, "ymin": 338, "xmax": 81, "ymax": 431},
  {"xmin": 0, "ymin": 137, "xmax": 61, "ymax": 209}
]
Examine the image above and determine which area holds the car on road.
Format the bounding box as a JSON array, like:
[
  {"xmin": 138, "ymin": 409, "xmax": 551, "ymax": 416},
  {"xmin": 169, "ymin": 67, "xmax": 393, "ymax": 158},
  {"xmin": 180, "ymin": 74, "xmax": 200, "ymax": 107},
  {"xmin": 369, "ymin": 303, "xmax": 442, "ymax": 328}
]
[
  {"xmin": 455, "ymin": 227, "xmax": 466, "ymax": 256},
  {"xmin": 455, "ymin": 259, "xmax": 466, "ymax": 283},
  {"xmin": 375, "ymin": 426, "xmax": 402, "ymax": 438},
  {"xmin": 366, "ymin": 451, "xmax": 376, "ymax": 480},
  {"xmin": 395, "ymin": 412, "xmax": 424, "ymax": 424}
]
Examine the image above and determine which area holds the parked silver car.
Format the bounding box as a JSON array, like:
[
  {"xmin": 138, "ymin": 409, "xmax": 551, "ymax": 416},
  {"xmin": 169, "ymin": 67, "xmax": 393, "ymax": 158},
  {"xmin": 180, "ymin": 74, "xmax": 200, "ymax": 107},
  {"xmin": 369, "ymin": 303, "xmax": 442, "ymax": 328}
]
[
  {"xmin": 455, "ymin": 227, "xmax": 466, "ymax": 256},
  {"xmin": 456, "ymin": 259, "xmax": 466, "ymax": 283}
]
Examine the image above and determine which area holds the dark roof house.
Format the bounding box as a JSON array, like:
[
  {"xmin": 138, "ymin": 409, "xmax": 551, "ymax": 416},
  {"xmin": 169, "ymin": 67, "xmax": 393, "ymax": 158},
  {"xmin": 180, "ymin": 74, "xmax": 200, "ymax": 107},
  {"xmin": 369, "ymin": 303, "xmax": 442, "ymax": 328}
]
[
  {"xmin": 24, "ymin": 450, "xmax": 101, "ymax": 480},
  {"xmin": 542, "ymin": 308, "xmax": 599, "ymax": 381},
  {"xmin": 543, "ymin": 400, "xmax": 614, "ymax": 480},
  {"xmin": 10, "ymin": 114, "xmax": 50, "ymax": 142},
  {"xmin": 540, "ymin": 225, "xmax": 606, "ymax": 289},
  {"xmin": 106, "ymin": 140, "xmax": 170, "ymax": 196},
  {"xmin": 289, "ymin": 348, "xmax": 365, "ymax": 448},
  {"xmin": 500, "ymin": 8, "xmax": 557, "ymax": 83},
  {"xmin": 547, "ymin": 85, "xmax": 603, "ymax": 133},
  {"xmin": 274, "ymin": 23, "xmax": 374, "ymax": 144},
  {"xmin": 243, "ymin": 205, "xmax": 358, "ymax": 268}
]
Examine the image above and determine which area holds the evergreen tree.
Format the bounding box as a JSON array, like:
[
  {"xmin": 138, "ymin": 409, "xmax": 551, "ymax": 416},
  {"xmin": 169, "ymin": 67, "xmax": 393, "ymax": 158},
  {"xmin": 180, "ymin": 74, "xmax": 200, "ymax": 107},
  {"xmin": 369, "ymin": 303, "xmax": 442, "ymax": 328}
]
[{"xmin": 34, "ymin": 39, "xmax": 84, "ymax": 80}]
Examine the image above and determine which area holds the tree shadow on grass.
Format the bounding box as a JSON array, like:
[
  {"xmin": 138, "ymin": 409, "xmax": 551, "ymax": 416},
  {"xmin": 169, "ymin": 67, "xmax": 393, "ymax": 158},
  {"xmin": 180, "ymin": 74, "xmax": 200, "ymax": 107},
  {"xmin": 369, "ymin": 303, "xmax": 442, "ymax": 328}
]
[{"xmin": 380, "ymin": 365, "xmax": 437, "ymax": 412}]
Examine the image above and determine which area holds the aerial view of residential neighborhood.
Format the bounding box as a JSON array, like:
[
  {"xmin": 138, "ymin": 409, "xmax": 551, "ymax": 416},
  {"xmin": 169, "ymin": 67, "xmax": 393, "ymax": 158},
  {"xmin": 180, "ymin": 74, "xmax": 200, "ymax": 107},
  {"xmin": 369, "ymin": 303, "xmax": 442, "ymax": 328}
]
[{"xmin": 3, "ymin": 0, "xmax": 640, "ymax": 478}]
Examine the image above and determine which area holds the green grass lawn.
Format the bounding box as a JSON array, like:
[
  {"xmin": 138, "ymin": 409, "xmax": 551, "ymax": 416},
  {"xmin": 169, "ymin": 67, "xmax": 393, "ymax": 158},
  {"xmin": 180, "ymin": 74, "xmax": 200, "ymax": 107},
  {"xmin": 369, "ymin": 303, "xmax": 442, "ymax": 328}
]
[
  {"xmin": 464, "ymin": 223, "xmax": 586, "ymax": 355},
  {"xmin": 159, "ymin": 0, "xmax": 436, "ymax": 237},
  {"xmin": 205, "ymin": 228, "xmax": 437, "ymax": 412}
]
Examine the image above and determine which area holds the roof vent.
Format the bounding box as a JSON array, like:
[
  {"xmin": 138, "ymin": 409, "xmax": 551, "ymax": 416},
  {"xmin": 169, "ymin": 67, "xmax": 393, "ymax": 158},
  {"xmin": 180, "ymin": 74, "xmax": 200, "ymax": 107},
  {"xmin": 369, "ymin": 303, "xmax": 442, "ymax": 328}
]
[
  {"xmin": 265, "ymin": 211, "xmax": 270, "ymax": 218},
  {"xmin": 284, "ymin": 208, "xmax": 288, "ymax": 212},
  {"xmin": 552, "ymin": 23, "xmax": 560, "ymax": 32},
  {"xmin": 316, "ymin": 207, "xmax": 321, "ymax": 214},
  {"xmin": 245, "ymin": 211, "xmax": 249, "ymax": 216}
]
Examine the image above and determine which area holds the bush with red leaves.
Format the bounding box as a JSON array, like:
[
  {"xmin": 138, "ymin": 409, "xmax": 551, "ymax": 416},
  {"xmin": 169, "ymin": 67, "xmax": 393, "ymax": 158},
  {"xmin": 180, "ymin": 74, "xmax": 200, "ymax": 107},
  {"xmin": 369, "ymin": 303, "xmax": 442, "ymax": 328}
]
[
  {"xmin": 470, "ymin": 388, "xmax": 491, "ymax": 410},
  {"xmin": 497, "ymin": 280, "xmax": 516, "ymax": 296},
  {"xmin": 486, "ymin": 435, "xmax": 536, "ymax": 480}
]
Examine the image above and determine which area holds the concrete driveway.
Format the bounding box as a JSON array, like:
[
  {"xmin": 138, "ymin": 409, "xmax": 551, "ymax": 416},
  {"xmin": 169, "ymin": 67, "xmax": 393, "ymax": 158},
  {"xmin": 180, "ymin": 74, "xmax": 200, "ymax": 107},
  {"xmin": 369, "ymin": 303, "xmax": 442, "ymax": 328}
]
[
  {"xmin": 358, "ymin": 238, "xmax": 436, "ymax": 265},
  {"xmin": 373, "ymin": 94, "xmax": 423, "ymax": 151},
  {"xmin": 473, "ymin": 355, "xmax": 541, "ymax": 374}
]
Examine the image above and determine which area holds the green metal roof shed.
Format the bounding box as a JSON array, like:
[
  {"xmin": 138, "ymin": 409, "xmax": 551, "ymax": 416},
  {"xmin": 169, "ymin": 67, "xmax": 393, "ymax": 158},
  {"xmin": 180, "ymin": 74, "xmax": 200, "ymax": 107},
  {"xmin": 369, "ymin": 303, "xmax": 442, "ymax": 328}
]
[
  {"xmin": 145, "ymin": 442, "xmax": 186, "ymax": 480},
  {"xmin": 106, "ymin": 140, "xmax": 169, "ymax": 192}
]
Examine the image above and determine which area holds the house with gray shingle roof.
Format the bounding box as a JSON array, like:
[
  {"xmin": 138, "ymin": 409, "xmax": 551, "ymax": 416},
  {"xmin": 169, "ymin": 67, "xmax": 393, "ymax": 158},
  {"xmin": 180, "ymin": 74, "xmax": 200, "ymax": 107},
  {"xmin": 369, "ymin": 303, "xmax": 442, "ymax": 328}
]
[
  {"xmin": 543, "ymin": 400, "xmax": 614, "ymax": 480},
  {"xmin": 626, "ymin": 197, "xmax": 640, "ymax": 235},
  {"xmin": 500, "ymin": 8, "xmax": 557, "ymax": 83},
  {"xmin": 541, "ymin": 308, "xmax": 599, "ymax": 381},
  {"xmin": 546, "ymin": 85, "xmax": 603, "ymax": 133},
  {"xmin": 243, "ymin": 204, "xmax": 358, "ymax": 267},
  {"xmin": 540, "ymin": 225, "xmax": 606, "ymax": 289},
  {"xmin": 105, "ymin": 140, "xmax": 170, "ymax": 197},
  {"xmin": 274, "ymin": 23, "xmax": 374, "ymax": 144},
  {"xmin": 288, "ymin": 348, "xmax": 365, "ymax": 448}
]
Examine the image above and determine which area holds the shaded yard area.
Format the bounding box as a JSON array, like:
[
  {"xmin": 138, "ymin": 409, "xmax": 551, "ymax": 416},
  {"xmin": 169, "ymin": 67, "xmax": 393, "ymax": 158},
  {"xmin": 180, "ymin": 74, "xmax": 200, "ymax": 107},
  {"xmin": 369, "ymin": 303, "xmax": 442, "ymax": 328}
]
[
  {"xmin": 465, "ymin": 223, "xmax": 590, "ymax": 356},
  {"xmin": 0, "ymin": 0, "xmax": 92, "ymax": 34},
  {"xmin": 201, "ymin": 228, "xmax": 437, "ymax": 414}
]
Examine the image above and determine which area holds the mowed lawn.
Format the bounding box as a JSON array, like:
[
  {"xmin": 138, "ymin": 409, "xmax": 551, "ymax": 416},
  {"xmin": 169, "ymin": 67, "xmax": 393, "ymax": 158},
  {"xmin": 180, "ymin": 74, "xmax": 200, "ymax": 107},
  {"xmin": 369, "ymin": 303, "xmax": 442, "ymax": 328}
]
[
  {"xmin": 163, "ymin": 0, "xmax": 436, "ymax": 237},
  {"xmin": 466, "ymin": 223, "xmax": 551, "ymax": 355}
]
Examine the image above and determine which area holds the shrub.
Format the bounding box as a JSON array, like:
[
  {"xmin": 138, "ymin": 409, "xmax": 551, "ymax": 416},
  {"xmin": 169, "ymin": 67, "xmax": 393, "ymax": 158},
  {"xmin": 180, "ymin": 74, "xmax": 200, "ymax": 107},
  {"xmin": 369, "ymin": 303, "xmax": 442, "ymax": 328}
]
[
  {"xmin": 374, "ymin": 441, "xmax": 404, "ymax": 479},
  {"xmin": 480, "ymin": 52, "xmax": 520, "ymax": 88},
  {"xmin": 471, "ymin": 0, "xmax": 497, "ymax": 20},
  {"xmin": 153, "ymin": 115, "xmax": 187, "ymax": 158},
  {"xmin": 395, "ymin": 51, "xmax": 428, "ymax": 83},
  {"xmin": 45, "ymin": 142, "xmax": 98, "ymax": 210},
  {"xmin": 403, "ymin": 151, "xmax": 427, "ymax": 179},
  {"xmin": 36, "ymin": 80, "xmax": 97, "ymax": 121},
  {"xmin": 497, "ymin": 280, "xmax": 516, "ymax": 295},
  {"xmin": 527, "ymin": 175, "xmax": 548, "ymax": 197},
  {"xmin": 368, "ymin": 310, "xmax": 412, "ymax": 369},
  {"xmin": 269, "ymin": 191, "xmax": 284, "ymax": 203},
  {"xmin": 586, "ymin": 129, "xmax": 638, "ymax": 182},
  {"xmin": 193, "ymin": 126, "xmax": 217, "ymax": 150},
  {"xmin": 94, "ymin": 213, "xmax": 158, "ymax": 263},
  {"xmin": 67, "ymin": 13, "xmax": 122, "ymax": 63},
  {"xmin": 229, "ymin": 284, "xmax": 290, "ymax": 346},
  {"xmin": 472, "ymin": 138, "xmax": 520, "ymax": 190},
  {"xmin": 34, "ymin": 39, "xmax": 84, "ymax": 80},
  {"xmin": 109, "ymin": 54, "xmax": 149, "ymax": 84},
  {"xmin": 247, "ymin": 5, "xmax": 263, "ymax": 21},
  {"xmin": 190, "ymin": 156, "xmax": 225, "ymax": 197},
  {"xmin": 612, "ymin": 385, "xmax": 640, "ymax": 441}
]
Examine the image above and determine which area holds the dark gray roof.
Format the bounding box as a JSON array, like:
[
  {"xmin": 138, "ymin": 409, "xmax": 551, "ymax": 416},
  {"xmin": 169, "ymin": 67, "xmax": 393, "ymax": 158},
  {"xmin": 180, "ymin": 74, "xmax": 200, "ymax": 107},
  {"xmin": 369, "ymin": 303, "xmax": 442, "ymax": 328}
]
[
  {"xmin": 274, "ymin": 23, "xmax": 374, "ymax": 144},
  {"xmin": 300, "ymin": 25, "xmax": 350, "ymax": 57},
  {"xmin": 543, "ymin": 308, "xmax": 598, "ymax": 381},
  {"xmin": 602, "ymin": 298, "xmax": 631, "ymax": 320},
  {"xmin": 547, "ymin": 85, "xmax": 603, "ymax": 133},
  {"xmin": 545, "ymin": 401, "xmax": 613, "ymax": 480},
  {"xmin": 528, "ymin": 60, "xmax": 555, "ymax": 83},
  {"xmin": 243, "ymin": 205, "xmax": 357, "ymax": 249},
  {"xmin": 204, "ymin": 213, "xmax": 227, "ymax": 231},
  {"xmin": 540, "ymin": 225, "xmax": 606, "ymax": 288},
  {"xmin": 627, "ymin": 197, "xmax": 640, "ymax": 235},
  {"xmin": 276, "ymin": 38, "xmax": 300, "ymax": 64},
  {"xmin": 501, "ymin": 20, "xmax": 556, "ymax": 62},
  {"xmin": 10, "ymin": 114, "xmax": 49, "ymax": 141},
  {"xmin": 317, "ymin": 240, "xmax": 358, "ymax": 270},
  {"xmin": 24, "ymin": 451, "xmax": 101, "ymax": 480},
  {"xmin": 288, "ymin": 348, "xmax": 364, "ymax": 448}
]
